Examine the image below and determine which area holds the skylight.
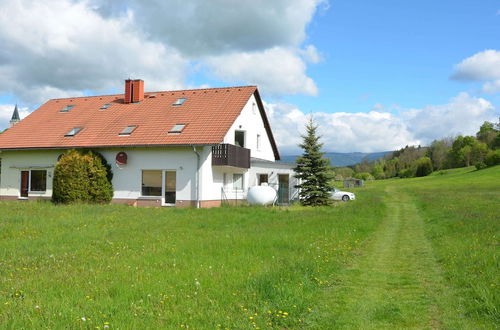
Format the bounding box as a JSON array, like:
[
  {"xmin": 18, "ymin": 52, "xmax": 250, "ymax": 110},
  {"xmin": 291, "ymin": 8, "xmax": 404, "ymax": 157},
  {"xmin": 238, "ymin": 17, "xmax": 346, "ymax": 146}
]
[
  {"xmin": 60, "ymin": 105, "xmax": 75, "ymax": 112},
  {"xmin": 168, "ymin": 124, "xmax": 186, "ymax": 134},
  {"xmin": 172, "ymin": 97, "xmax": 187, "ymax": 106},
  {"xmin": 65, "ymin": 127, "xmax": 83, "ymax": 137},
  {"xmin": 119, "ymin": 125, "xmax": 137, "ymax": 136},
  {"xmin": 100, "ymin": 103, "xmax": 111, "ymax": 110}
]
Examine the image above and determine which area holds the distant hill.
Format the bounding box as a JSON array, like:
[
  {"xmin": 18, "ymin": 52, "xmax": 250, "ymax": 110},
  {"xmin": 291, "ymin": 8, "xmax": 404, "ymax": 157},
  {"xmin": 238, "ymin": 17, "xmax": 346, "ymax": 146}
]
[{"xmin": 280, "ymin": 151, "xmax": 392, "ymax": 167}]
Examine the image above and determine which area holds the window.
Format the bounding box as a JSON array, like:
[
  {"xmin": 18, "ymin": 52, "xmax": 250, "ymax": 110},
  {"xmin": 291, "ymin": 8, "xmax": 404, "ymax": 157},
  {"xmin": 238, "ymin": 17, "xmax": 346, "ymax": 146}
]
[
  {"xmin": 119, "ymin": 125, "xmax": 137, "ymax": 135},
  {"xmin": 60, "ymin": 105, "xmax": 75, "ymax": 112},
  {"xmin": 65, "ymin": 127, "xmax": 83, "ymax": 137},
  {"xmin": 256, "ymin": 134, "xmax": 261, "ymax": 151},
  {"xmin": 252, "ymin": 102, "xmax": 257, "ymax": 115},
  {"xmin": 168, "ymin": 123, "xmax": 186, "ymax": 134},
  {"xmin": 172, "ymin": 97, "xmax": 187, "ymax": 106},
  {"xmin": 235, "ymin": 130, "xmax": 245, "ymax": 147},
  {"xmin": 258, "ymin": 174, "xmax": 268, "ymax": 185},
  {"xmin": 233, "ymin": 173, "xmax": 244, "ymax": 191},
  {"xmin": 30, "ymin": 170, "xmax": 47, "ymax": 192},
  {"xmin": 100, "ymin": 103, "xmax": 111, "ymax": 110},
  {"xmin": 142, "ymin": 170, "xmax": 162, "ymax": 196}
]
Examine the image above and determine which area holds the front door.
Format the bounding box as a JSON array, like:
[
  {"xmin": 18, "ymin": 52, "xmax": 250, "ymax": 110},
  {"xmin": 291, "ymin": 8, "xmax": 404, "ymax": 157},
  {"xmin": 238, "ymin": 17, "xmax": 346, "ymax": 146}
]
[
  {"xmin": 277, "ymin": 174, "xmax": 289, "ymax": 204},
  {"xmin": 163, "ymin": 170, "xmax": 176, "ymax": 206},
  {"xmin": 20, "ymin": 171, "xmax": 29, "ymax": 197}
]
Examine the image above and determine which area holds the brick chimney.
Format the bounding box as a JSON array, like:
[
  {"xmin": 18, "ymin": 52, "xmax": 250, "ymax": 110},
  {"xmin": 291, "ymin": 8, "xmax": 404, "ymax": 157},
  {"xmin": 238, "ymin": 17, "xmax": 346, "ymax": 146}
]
[{"xmin": 124, "ymin": 79, "xmax": 144, "ymax": 104}]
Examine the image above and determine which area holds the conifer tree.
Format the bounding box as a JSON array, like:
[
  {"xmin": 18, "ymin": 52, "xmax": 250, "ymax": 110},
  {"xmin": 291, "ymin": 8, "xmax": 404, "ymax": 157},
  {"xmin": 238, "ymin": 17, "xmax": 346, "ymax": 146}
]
[{"xmin": 294, "ymin": 117, "xmax": 333, "ymax": 206}]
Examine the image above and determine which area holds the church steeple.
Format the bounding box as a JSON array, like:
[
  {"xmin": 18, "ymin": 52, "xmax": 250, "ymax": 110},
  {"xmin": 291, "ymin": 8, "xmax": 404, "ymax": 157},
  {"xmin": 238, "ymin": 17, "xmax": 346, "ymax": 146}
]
[{"xmin": 10, "ymin": 104, "xmax": 20, "ymax": 127}]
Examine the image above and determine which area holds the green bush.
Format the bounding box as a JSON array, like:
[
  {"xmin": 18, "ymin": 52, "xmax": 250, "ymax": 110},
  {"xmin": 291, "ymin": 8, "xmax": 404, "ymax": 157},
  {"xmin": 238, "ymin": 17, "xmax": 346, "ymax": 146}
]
[
  {"xmin": 52, "ymin": 149, "xmax": 113, "ymax": 204},
  {"xmin": 485, "ymin": 149, "xmax": 500, "ymax": 167},
  {"xmin": 415, "ymin": 156, "xmax": 433, "ymax": 177},
  {"xmin": 354, "ymin": 172, "xmax": 374, "ymax": 181},
  {"xmin": 399, "ymin": 168, "xmax": 415, "ymax": 178},
  {"xmin": 475, "ymin": 162, "xmax": 487, "ymax": 170}
]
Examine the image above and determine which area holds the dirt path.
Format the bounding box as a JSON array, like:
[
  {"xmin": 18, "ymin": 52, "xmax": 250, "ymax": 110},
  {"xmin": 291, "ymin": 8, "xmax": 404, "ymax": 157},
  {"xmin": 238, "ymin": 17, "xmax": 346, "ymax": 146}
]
[{"xmin": 323, "ymin": 186, "xmax": 460, "ymax": 329}]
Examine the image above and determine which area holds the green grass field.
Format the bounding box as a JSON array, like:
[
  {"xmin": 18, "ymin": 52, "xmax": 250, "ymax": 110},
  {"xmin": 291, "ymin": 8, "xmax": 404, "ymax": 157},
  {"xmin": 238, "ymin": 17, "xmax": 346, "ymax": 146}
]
[{"xmin": 0, "ymin": 166, "xmax": 498, "ymax": 329}]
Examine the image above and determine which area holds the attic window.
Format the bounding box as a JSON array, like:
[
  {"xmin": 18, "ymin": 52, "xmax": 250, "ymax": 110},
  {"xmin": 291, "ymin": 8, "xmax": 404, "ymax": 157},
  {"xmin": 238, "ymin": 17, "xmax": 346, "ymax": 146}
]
[
  {"xmin": 168, "ymin": 124, "xmax": 186, "ymax": 134},
  {"xmin": 65, "ymin": 127, "xmax": 83, "ymax": 137},
  {"xmin": 100, "ymin": 103, "xmax": 111, "ymax": 110},
  {"xmin": 119, "ymin": 125, "xmax": 137, "ymax": 136},
  {"xmin": 60, "ymin": 105, "xmax": 75, "ymax": 112},
  {"xmin": 172, "ymin": 97, "xmax": 187, "ymax": 106}
]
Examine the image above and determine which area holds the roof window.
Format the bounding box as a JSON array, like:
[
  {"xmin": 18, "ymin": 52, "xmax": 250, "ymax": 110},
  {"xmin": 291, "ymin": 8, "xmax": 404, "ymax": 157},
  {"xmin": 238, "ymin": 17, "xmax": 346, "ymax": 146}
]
[
  {"xmin": 172, "ymin": 97, "xmax": 187, "ymax": 106},
  {"xmin": 100, "ymin": 103, "xmax": 111, "ymax": 110},
  {"xmin": 119, "ymin": 125, "xmax": 137, "ymax": 136},
  {"xmin": 60, "ymin": 105, "xmax": 75, "ymax": 112},
  {"xmin": 168, "ymin": 124, "xmax": 186, "ymax": 134},
  {"xmin": 65, "ymin": 127, "xmax": 83, "ymax": 137}
]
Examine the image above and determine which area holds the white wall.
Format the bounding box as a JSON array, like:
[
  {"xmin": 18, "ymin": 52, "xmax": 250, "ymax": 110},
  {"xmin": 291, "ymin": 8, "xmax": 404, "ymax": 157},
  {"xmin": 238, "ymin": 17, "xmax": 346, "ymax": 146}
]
[
  {"xmin": 0, "ymin": 147, "xmax": 200, "ymax": 202},
  {"xmin": 0, "ymin": 150, "xmax": 59, "ymax": 198},
  {"xmin": 222, "ymin": 94, "xmax": 276, "ymax": 161}
]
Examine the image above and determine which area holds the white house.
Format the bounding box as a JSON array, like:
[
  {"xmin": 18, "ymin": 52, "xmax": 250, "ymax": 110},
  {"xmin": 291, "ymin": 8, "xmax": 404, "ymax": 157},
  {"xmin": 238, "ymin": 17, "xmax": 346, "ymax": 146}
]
[{"xmin": 0, "ymin": 80, "xmax": 296, "ymax": 207}]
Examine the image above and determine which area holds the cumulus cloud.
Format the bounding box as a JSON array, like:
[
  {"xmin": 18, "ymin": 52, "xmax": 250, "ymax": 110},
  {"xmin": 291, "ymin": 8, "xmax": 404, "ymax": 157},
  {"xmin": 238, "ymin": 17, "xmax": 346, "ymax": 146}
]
[
  {"xmin": 93, "ymin": 0, "xmax": 326, "ymax": 56},
  {"xmin": 266, "ymin": 102, "xmax": 418, "ymax": 154},
  {"xmin": 0, "ymin": 0, "xmax": 324, "ymax": 110},
  {"xmin": 451, "ymin": 50, "xmax": 500, "ymax": 94},
  {"xmin": 266, "ymin": 93, "xmax": 498, "ymax": 154},
  {"xmin": 0, "ymin": 0, "xmax": 187, "ymax": 106},
  {"xmin": 205, "ymin": 47, "xmax": 318, "ymax": 96}
]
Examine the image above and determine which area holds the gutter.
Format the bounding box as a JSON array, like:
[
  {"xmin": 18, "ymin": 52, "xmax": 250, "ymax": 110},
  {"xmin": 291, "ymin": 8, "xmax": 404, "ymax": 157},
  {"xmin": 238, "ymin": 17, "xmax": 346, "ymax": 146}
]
[{"xmin": 192, "ymin": 146, "xmax": 201, "ymax": 209}]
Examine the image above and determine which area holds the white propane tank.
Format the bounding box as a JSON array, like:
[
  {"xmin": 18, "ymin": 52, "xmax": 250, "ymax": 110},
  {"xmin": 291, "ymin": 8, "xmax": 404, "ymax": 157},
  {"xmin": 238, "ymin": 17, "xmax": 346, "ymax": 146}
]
[{"xmin": 247, "ymin": 184, "xmax": 277, "ymax": 205}]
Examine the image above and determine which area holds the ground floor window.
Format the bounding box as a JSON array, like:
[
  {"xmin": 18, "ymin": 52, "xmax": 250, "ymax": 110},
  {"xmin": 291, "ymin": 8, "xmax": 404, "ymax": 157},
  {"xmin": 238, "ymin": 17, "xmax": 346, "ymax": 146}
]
[
  {"xmin": 30, "ymin": 170, "xmax": 47, "ymax": 192},
  {"xmin": 258, "ymin": 174, "xmax": 268, "ymax": 185},
  {"xmin": 142, "ymin": 170, "xmax": 162, "ymax": 196},
  {"xmin": 233, "ymin": 173, "xmax": 244, "ymax": 191},
  {"xmin": 20, "ymin": 169, "xmax": 47, "ymax": 197}
]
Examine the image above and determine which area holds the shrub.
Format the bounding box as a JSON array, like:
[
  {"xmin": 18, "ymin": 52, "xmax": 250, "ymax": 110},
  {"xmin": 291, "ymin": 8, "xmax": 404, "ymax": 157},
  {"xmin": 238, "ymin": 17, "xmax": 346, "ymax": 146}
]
[
  {"xmin": 415, "ymin": 157, "xmax": 433, "ymax": 177},
  {"xmin": 398, "ymin": 168, "xmax": 415, "ymax": 178},
  {"xmin": 354, "ymin": 172, "xmax": 374, "ymax": 181},
  {"xmin": 52, "ymin": 149, "xmax": 113, "ymax": 204},
  {"xmin": 485, "ymin": 149, "xmax": 500, "ymax": 167},
  {"xmin": 475, "ymin": 162, "xmax": 487, "ymax": 170}
]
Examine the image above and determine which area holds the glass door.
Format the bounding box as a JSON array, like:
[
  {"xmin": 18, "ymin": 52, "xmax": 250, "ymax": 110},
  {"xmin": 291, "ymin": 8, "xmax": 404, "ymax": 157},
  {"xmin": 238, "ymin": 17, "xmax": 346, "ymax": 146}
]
[{"xmin": 163, "ymin": 170, "xmax": 176, "ymax": 206}]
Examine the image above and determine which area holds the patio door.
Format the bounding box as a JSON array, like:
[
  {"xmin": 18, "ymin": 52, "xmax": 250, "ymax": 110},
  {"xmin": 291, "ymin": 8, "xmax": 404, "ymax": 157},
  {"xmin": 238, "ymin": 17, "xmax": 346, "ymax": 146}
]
[
  {"xmin": 20, "ymin": 171, "xmax": 29, "ymax": 197},
  {"xmin": 163, "ymin": 170, "xmax": 176, "ymax": 206}
]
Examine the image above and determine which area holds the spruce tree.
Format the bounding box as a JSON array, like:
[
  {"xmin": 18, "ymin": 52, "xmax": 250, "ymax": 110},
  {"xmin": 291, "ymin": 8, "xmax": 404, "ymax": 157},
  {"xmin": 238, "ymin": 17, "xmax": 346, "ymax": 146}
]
[{"xmin": 294, "ymin": 117, "xmax": 333, "ymax": 206}]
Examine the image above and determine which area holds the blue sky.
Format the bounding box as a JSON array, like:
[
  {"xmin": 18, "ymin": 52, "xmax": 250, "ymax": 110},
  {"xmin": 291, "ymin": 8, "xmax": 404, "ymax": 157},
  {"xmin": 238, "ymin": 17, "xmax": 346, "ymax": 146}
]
[{"xmin": 0, "ymin": 0, "xmax": 498, "ymax": 154}]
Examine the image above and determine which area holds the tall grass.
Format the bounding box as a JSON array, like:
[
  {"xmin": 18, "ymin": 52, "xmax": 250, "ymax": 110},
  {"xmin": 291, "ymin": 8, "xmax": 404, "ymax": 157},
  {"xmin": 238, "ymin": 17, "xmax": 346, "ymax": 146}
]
[{"xmin": 0, "ymin": 188, "xmax": 384, "ymax": 328}]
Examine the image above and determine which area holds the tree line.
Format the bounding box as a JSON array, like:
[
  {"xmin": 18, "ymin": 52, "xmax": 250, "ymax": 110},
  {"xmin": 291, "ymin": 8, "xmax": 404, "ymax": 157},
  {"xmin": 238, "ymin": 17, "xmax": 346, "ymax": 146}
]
[{"xmin": 333, "ymin": 120, "xmax": 500, "ymax": 181}]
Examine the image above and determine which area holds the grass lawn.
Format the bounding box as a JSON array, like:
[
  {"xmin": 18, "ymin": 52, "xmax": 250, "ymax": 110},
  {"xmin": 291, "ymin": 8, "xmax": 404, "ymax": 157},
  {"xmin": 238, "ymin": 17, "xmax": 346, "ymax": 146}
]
[{"xmin": 0, "ymin": 165, "xmax": 498, "ymax": 328}]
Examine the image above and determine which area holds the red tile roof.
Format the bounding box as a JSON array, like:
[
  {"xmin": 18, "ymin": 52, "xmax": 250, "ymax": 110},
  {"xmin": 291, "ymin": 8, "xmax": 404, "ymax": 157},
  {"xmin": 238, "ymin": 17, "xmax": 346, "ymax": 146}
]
[{"xmin": 0, "ymin": 85, "xmax": 280, "ymax": 159}]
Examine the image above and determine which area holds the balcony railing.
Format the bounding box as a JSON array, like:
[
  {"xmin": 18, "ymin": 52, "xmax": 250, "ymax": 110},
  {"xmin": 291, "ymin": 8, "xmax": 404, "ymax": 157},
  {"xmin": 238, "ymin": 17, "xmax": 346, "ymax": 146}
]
[{"xmin": 212, "ymin": 143, "xmax": 250, "ymax": 168}]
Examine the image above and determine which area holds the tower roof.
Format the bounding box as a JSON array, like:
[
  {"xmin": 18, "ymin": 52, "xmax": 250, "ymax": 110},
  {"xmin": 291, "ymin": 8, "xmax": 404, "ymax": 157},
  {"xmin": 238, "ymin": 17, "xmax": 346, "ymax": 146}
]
[{"xmin": 11, "ymin": 105, "xmax": 20, "ymax": 121}]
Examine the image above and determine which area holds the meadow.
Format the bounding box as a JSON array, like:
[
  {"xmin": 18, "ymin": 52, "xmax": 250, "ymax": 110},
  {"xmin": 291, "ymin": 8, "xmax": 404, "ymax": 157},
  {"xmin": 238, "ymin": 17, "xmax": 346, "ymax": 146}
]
[{"xmin": 0, "ymin": 166, "xmax": 498, "ymax": 329}]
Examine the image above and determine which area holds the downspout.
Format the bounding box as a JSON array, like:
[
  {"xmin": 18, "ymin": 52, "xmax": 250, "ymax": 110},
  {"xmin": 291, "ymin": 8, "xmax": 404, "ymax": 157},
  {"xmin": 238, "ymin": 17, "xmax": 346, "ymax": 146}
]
[{"xmin": 192, "ymin": 146, "xmax": 201, "ymax": 209}]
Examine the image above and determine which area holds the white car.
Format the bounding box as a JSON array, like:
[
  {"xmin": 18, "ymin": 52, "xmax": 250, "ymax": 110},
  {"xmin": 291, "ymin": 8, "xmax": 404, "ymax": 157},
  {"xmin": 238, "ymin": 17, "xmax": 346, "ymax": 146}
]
[{"xmin": 331, "ymin": 188, "xmax": 356, "ymax": 202}]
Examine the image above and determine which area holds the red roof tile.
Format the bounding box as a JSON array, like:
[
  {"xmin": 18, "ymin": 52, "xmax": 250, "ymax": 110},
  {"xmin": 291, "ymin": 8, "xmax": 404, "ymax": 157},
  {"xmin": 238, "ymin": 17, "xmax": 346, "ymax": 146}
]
[{"xmin": 0, "ymin": 85, "xmax": 279, "ymax": 159}]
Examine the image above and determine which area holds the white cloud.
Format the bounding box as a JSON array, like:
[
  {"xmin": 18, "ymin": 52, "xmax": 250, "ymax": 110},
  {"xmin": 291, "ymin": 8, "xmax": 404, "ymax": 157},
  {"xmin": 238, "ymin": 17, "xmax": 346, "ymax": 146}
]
[
  {"xmin": 452, "ymin": 50, "xmax": 500, "ymax": 81},
  {"xmin": 266, "ymin": 102, "xmax": 418, "ymax": 154},
  {"xmin": 94, "ymin": 0, "xmax": 326, "ymax": 56},
  {"xmin": 205, "ymin": 47, "xmax": 318, "ymax": 96},
  {"xmin": 0, "ymin": 0, "xmax": 189, "ymax": 106},
  {"xmin": 265, "ymin": 93, "xmax": 498, "ymax": 154},
  {"xmin": 0, "ymin": 0, "xmax": 325, "ymax": 109},
  {"xmin": 451, "ymin": 50, "xmax": 500, "ymax": 94},
  {"xmin": 481, "ymin": 79, "xmax": 500, "ymax": 94},
  {"xmin": 404, "ymin": 92, "xmax": 496, "ymax": 142}
]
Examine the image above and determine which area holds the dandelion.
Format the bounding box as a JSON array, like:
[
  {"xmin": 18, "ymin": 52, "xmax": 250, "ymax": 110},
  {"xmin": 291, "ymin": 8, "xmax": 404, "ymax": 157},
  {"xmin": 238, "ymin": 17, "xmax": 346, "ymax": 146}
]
[{"xmin": 81, "ymin": 317, "xmax": 87, "ymax": 322}]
